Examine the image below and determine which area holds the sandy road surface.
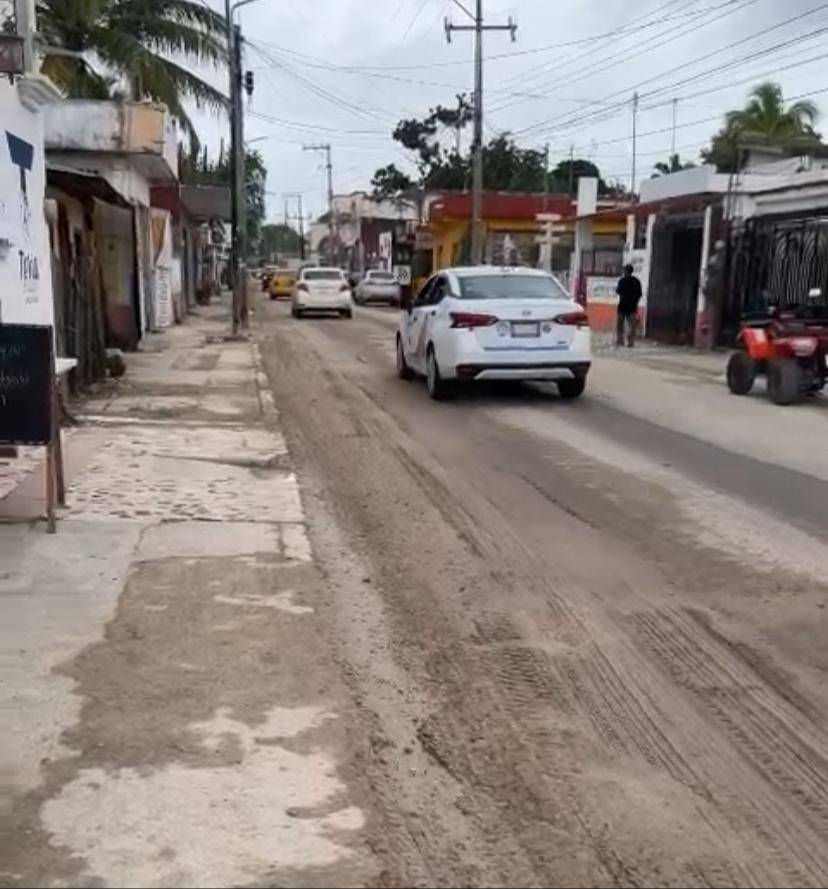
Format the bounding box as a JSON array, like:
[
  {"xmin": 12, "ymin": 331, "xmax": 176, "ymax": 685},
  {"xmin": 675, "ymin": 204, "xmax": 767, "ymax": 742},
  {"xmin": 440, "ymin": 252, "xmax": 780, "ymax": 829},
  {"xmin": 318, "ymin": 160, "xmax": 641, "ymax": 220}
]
[{"xmin": 258, "ymin": 298, "xmax": 828, "ymax": 888}]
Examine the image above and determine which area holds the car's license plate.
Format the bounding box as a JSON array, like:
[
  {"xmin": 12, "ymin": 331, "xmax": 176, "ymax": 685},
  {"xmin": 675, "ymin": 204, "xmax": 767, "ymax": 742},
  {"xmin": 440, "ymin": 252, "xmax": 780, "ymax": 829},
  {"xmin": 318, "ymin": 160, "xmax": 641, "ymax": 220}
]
[{"xmin": 512, "ymin": 322, "xmax": 540, "ymax": 337}]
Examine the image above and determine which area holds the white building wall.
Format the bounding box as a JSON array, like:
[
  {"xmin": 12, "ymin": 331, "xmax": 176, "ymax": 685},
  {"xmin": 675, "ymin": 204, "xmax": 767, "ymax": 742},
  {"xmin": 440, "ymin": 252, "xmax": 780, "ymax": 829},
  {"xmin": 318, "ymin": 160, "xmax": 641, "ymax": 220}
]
[{"xmin": 0, "ymin": 80, "xmax": 54, "ymax": 326}]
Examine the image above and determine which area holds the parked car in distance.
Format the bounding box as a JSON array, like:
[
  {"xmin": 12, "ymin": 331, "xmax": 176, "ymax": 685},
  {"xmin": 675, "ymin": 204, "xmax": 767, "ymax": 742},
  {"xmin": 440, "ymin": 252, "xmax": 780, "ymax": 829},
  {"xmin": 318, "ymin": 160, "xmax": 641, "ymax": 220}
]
[
  {"xmin": 292, "ymin": 267, "xmax": 354, "ymax": 319},
  {"xmin": 269, "ymin": 269, "xmax": 297, "ymax": 300},
  {"xmin": 355, "ymin": 269, "xmax": 401, "ymax": 306},
  {"xmin": 396, "ymin": 266, "xmax": 591, "ymax": 400}
]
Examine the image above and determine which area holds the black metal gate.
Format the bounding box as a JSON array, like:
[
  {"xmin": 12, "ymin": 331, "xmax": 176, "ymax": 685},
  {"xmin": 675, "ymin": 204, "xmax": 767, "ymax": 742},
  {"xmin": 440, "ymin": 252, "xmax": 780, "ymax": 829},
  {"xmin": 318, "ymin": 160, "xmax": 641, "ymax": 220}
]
[
  {"xmin": 723, "ymin": 214, "xmax": 828, "ymax": 342},
  {"xmin": 647, "ymin": 218, "xmax": 703, "ymax": 345}
]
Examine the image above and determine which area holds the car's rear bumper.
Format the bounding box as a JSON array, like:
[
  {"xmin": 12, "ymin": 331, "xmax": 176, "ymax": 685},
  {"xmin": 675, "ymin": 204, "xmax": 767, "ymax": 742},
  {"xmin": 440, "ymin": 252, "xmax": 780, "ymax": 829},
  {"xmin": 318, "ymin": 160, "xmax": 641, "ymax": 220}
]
[
  {"xmin": 294, "ymin": 296, "xmax": 352, "ymax": 311},
  {"xmin": 270, "ymin": 287, "xmax": 293, "ymax": 298},
  {"xmin": 361, "ymin": 289, "xmax": 400, "ymax": 303},
  {"xmin": 455, "ymin": 361, "xmax": 591, "ymax": 381}
]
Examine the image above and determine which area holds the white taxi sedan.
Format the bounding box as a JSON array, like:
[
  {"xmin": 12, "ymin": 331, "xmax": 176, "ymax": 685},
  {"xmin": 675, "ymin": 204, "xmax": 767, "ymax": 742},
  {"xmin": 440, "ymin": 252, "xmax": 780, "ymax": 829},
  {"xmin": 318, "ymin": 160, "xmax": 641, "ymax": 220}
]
[
  {"xmin": 292, "ymin": 267, "xmax": 353, "ymax": 319},
  {"xmin": 396, "ymin": 266, "xmax": 591, "ymax": 400}
]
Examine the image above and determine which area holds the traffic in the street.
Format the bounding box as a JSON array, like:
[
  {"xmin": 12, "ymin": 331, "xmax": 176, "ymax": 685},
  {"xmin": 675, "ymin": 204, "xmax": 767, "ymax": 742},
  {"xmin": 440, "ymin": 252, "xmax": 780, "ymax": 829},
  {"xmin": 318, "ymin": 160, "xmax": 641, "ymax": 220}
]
[
  {"xmin": 255, "ymin": 290, "xmax": 828, "ymax": 888},
  {"xmin": 7, "ymin": 0, "xmax": 828, "ymax": 885}
]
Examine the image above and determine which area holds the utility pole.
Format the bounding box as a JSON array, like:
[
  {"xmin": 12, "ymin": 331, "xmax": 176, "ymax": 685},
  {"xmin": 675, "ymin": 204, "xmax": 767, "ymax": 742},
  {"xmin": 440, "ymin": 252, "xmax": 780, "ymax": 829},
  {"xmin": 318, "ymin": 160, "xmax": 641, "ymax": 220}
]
[
  {"xmin": 543, "ymin": 143, "xmax": 549, "ymax": 215},
  {"xmin": 631, "ymin": 91, "xmax": 639, "ymax": 200},
  {"xmin": 445, "ymin": 1, "xmax": 516, "ymax": 265},
  {"xmin": 303, "ymin": 144, "xmax": 336, "ymax": 265},
  {"xmin": 297, "ymin": 196, "xmax": 306, "ymax": 261},
  {"xmin": 671, "ymin": 97, "xmax": 678, "ymax": 157},
  {"xmin": 568, "ymin": 143, "xmax": 575, "ymax": 197},
  {"xmin": 225, "ymin": 4, "xmax": 244, "ymax": 332},
  {"xmin": 224, "ymin": 0, "xmax": 258, "ymax": 334},
  {"xmin": 285, "ymin": 192, "xmax": 306, "ymax": 261}
]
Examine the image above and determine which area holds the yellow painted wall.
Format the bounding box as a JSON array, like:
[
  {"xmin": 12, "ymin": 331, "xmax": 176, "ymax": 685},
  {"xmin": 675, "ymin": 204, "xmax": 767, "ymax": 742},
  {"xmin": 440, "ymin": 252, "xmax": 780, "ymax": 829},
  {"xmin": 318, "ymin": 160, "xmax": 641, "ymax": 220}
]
[{"xmin": 429, "ymin": 215, "xmax": 626, "ymax": 271}]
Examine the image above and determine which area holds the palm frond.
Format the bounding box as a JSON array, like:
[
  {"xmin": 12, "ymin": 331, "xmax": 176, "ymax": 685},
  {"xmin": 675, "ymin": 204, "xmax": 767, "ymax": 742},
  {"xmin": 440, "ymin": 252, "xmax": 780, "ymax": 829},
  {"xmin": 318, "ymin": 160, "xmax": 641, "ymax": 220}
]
[
  {"xmin": 110, "ymin": 15, "xmax": 227, "ymax": 64},
  {"xmin": 109, "ymin": 0, "xmax": 226, "ymax": 36},
  {"xmin": 41, "ymin": 51, "xmax": 113, "ymax": 98}
]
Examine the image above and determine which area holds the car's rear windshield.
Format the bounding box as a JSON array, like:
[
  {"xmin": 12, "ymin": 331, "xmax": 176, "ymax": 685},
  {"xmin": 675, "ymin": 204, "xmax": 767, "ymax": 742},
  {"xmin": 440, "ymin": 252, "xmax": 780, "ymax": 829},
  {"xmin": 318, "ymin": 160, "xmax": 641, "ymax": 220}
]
[
  {"xmin": 304, "ymin": 270, "xmax": 343, "ymax": 281},
  {"xmin": 369, "ymin": 271, "xmax": 394, "ymax": 281},
  {"xmin": 458, "ymin": 274, "xmax": 568, "ymax": 300}
]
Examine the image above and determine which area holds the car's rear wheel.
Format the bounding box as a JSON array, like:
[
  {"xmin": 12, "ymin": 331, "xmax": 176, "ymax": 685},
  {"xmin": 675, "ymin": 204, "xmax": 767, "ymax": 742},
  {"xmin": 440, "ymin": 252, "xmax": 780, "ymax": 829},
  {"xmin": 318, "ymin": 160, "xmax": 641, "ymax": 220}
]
[
  {"xmin": 727, "ymin": 350, "xmax": 756, "ymax": 395},
  {"xmin": 340, "ymin": 309, "xmax": 353, "ymax": 319},
  {"xmin": 291, "ymin": 306, "xmax": 303, "ymax": 319},
  {"xmin": 396, "ymin": 336, "xmax": 414, "ymax": 380},
  {"xmin": 768, "ymin": 358, "xmax": 803, "ymax": 405},
  {"xmin": 426, "ymin": 347, "xmax": 451, "ymax": 400},
  {"xmin": 557, "ymin": 376, "xmax": 586, "ymax": 400}
]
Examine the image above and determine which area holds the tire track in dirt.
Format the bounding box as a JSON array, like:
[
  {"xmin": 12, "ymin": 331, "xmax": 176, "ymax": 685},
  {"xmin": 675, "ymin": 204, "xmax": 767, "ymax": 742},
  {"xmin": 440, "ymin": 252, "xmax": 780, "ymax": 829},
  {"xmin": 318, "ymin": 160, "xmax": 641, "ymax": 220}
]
[{"xmin": 258, "ymin": 305, "xmax": 828, "ymax": 888}]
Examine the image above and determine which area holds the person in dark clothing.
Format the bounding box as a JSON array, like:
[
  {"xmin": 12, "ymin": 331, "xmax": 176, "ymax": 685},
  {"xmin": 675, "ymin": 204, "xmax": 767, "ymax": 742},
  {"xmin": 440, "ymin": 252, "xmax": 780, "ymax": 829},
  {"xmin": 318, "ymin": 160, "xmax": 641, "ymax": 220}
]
[{"xmin": 616, "ymin": 264, "xmax": 642, "ymax": 347}]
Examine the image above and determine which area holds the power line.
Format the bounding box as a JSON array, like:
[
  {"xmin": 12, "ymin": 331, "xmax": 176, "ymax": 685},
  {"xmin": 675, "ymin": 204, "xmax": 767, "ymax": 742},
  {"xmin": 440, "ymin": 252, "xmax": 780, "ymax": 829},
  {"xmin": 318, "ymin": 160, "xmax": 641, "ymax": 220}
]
[
  {"xmin": 496, "ymin": 0, "xmax": 721, "ymax": 94},
  {"xmin": 512, "ymin": 2, "xmax": 828, "ymax": 139},
  {"xmin": 495, "ymin": 0, "xmax": 759, "ymax": 118},
  {"xmin": 247, "ymin": 3, "xmax": 747, "ymax": 74},
  {"xmin": 398, "ymin": 0, "xmax": 432, "ymax": 46},
  {"xmin": 247, "ymin": 40, "xmax": 401, "ymax": 124}
]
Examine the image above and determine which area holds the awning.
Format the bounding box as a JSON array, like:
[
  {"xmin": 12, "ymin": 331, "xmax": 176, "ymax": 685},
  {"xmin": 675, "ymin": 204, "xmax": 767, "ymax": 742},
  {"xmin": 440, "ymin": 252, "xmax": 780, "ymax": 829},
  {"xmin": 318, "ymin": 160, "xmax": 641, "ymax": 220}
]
[
  {"xmin": 180, "ymin": 185, "xmax": 232, "ymax": 222},
  {"xmin": 46, "ymin": 164, "xmax": 132, "ymax": 208}
]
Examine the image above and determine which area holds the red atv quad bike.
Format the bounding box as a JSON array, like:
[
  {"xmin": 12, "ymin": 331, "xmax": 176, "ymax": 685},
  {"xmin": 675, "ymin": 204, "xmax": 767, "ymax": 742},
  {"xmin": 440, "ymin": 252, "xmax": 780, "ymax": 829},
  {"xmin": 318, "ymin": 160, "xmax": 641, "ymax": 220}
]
[{"xmin": 727, "ymin": 292, "xmax": 828, "ymax": 405}]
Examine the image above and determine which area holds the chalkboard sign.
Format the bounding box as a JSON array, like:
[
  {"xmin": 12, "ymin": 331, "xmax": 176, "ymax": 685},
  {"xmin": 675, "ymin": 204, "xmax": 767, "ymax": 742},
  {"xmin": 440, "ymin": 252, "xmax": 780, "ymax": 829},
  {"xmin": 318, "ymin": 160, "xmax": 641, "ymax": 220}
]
[{"xmin": 0, "ymin": 324, "xmax": 54, "ymax": 446}]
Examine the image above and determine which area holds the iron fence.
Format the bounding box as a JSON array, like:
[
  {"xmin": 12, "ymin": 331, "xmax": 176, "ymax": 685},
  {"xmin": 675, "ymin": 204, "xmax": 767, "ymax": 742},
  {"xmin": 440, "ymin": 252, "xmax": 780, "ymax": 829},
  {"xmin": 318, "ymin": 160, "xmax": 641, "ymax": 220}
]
[{"xmin": 724, "ymin": 215, "xmax": 828, "ymax": 335}]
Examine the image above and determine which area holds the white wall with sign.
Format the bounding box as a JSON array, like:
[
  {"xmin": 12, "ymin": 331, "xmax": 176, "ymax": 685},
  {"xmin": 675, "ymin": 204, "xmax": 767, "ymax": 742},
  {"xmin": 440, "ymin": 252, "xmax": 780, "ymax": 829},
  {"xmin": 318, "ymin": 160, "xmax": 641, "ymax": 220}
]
[{"xmin": 0, "ymin": 81, "xmax": 54, "ymax": 327}]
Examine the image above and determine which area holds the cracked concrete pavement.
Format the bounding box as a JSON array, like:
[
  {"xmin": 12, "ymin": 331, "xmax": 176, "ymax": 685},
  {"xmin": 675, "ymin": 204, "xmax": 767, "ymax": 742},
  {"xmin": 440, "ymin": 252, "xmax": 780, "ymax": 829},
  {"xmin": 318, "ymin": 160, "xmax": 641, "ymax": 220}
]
[{"xmin": 0, "ymin": 302, "xmax": 374, "ymax": 888}]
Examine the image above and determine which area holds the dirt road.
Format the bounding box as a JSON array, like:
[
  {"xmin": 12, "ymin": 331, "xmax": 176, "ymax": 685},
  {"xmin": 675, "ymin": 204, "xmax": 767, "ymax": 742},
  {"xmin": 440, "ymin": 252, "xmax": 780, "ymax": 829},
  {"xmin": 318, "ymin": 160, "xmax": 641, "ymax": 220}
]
[{"xmin": 257, "ymin": 298, "xmax": 828, "ymax": 888}]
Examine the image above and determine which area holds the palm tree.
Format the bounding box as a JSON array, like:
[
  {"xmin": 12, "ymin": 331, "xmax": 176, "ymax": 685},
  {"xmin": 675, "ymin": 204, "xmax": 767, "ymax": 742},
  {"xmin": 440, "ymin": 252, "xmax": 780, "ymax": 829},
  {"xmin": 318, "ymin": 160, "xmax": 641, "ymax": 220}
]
[
  {"xmin": 652, "ymin": 153, "xmax": 694, "ymax": 176},
  {"xmin": 726, "ymin": 81, "xmax": 818, "ymax": 141},
  {"xmin": 37, "ymin": 0, "xmax": 228, "ymax": 136},
  {"xmin": 703, "ymin": 82, "xmax": 821, "ymax": 172}
]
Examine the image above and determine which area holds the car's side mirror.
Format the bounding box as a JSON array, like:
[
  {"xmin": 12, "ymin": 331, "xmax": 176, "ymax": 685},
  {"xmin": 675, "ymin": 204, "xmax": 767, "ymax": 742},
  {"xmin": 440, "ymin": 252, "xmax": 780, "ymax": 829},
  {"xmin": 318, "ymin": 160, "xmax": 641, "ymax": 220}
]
[{"xmin": 401, "ymin": 292, "xmax": 413, "ymax": 313}]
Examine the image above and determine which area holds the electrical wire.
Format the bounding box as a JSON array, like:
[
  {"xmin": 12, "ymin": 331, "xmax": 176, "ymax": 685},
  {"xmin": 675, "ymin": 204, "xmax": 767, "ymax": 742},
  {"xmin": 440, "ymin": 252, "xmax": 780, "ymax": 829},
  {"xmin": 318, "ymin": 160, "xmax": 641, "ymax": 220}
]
[
  {"xmin": 494, "ymin": 0, "xmax": 760, "ymax": 116},
  {"xmin": 512, "ymin": 2, "xmax": 828, "ymax": 139}
]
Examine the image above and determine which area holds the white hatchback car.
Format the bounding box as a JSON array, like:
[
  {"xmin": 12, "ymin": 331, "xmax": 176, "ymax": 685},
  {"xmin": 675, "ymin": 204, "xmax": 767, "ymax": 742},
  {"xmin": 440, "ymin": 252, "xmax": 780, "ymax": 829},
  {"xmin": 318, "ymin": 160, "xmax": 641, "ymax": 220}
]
[
  {"xmin": 396, "ymin": 266, "xmax": 591, "ymax": 400},
  {"xmin": 292, "ymin": 267, "xmax": 353, "ymax": 319}
]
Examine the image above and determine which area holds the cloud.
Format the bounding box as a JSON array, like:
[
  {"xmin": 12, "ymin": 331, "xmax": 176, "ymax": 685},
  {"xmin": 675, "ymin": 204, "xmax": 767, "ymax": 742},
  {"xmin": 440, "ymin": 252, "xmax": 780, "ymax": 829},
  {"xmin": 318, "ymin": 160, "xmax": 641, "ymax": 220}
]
[{"xmin": 190, "ymin": 0, "xmax": 828, "ymax": 219}]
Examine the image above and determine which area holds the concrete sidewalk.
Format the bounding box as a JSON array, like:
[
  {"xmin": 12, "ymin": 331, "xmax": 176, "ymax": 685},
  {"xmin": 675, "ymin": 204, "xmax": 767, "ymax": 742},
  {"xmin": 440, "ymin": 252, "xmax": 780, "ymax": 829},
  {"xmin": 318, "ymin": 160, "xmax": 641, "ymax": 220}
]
[{"xmin": 0, "ymin": 301, "xmax": 372, "ymax": 888}]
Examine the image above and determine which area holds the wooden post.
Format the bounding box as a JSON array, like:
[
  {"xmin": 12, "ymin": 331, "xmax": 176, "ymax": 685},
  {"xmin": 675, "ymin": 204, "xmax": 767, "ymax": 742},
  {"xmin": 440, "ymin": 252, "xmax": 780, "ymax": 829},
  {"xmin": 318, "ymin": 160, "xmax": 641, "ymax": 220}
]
[
  {"xmin": 46, "ymin": 441, "xmax": 56, "ymax": 533},
  {"xmin": 45, "ymin": 335, "xmax": 59, "ymax": 532},
  {"xmin": 53, "ymin": 384, "xmax": 65, "ymax": 506}
]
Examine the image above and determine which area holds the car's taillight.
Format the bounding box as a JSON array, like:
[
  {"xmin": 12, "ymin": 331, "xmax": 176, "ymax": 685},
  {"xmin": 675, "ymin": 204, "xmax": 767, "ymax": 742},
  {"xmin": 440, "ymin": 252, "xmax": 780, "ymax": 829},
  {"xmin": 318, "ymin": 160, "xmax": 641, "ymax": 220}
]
[
  {"xmin": 450, "ymin": 312, "xmax": 498, "ymax": 329},
  {"xmin": 554, "ymin": 310, "xmax": 589, "ymax": 327},
  {"xmin": 296, "ymin": 282, "xmax": 308, "ymax": 292}
]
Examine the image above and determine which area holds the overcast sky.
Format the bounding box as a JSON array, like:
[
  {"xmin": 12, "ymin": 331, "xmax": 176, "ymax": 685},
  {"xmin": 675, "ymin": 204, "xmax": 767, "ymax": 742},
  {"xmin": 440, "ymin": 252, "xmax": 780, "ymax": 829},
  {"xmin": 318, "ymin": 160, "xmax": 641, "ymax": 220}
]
[{"xmin": 192, "ymin": 0, "xmax": 828, "ymax": 224}]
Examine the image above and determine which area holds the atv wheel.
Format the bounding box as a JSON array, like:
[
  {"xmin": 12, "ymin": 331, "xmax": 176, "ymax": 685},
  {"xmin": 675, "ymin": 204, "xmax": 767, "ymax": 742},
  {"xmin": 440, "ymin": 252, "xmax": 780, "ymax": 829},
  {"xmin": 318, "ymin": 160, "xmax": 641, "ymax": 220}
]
[
  {"xmin": 726, "ymin": 350, "xmax": 756, "ymax": 395},
  {"xmin": 768, "ymin": 358, "xmax": 802, "ymax": 405}
]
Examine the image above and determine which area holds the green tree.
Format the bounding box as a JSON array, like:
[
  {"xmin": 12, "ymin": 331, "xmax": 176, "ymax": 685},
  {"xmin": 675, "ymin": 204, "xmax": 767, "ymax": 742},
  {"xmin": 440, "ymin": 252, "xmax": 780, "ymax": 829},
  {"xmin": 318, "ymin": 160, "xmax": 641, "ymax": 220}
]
[
  {"xmin": 550, "ymin": 158, "xmax": 609, "ymax": 195},
  {"xmin": 37, "ymin": 0, "xmax": 228, "ymax": 138},
  {"xmin": 260, "ymin": 224, "xmax": 303, "ymax": 261},
  {"xmin": 181, "ymin": 147, "xmax": 266, "ymax": 256},
  {"xmin": 702, "ymin": 82, "xmax": 821, "ymax": 172},
  {"xmin": 481, "ymin": 136, "xmax": 546, "ymax": 192},
  {"xmin": 652, "ymin": 153, "xmax": 695, "ymax": 177},
  {"xmin": 371, "ymin": 164, "xmax": 415, "ymax": 200}
]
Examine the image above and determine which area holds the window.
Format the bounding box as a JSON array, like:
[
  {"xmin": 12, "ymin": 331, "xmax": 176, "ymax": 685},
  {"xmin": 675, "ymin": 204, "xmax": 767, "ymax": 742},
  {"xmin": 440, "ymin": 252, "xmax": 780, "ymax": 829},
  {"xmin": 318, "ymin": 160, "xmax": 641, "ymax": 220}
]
[
  {"xmin": 414, "ymin": 277, "xmax": 435, "ymax": 306},
  {"xmin": 458, "ymin": 273, "xmax": 568, "ymax": 300},
  {"xmin": 304, "ymin": 269, "xmax": 344, "ymax": 281},
  {"xmin": 430, "ymin": 277, "xmax": 447, "ymax": 304}
]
